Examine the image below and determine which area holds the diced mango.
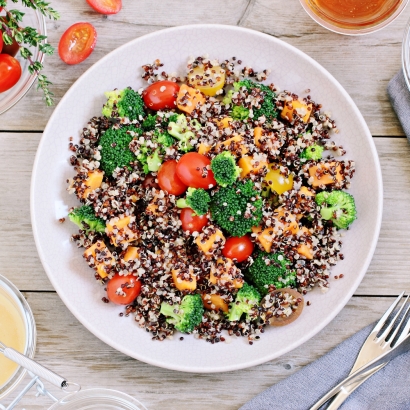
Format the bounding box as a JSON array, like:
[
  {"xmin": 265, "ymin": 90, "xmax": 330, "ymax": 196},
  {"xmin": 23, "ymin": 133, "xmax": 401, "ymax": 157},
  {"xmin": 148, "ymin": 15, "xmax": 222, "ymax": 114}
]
[
  {"xmin": 264, "ymin": 166, "xmax": 293, "ymax": 195},
  {"xmin": 298, "ymin": 186, "xmax": 315, "ymax": 199},
  {"xmin": 84, "ymin": 241, "xmax": 115, "ymax": 279},
  {"xmin": 238, "ymin": 155, "xmax": 268, "ymax": 178},
  {"xmin": 106, "ymin": 216, "xmax": 138, "ymax": 247},
  {"xmin": 123, "ymin": 246, "xmax": 139, "ymax": 262},
  {"xmin": 216, "ymin": 135, "xmax": 248, "ymax": 156},
  {"xmin": 177, "ymin": 84, "xmax": 206, "ymax": 114},
  {"xmin": 82, "ymin": 170, "xmax": 104, "ymax": 198},
  {"xmin": 172, "ymin": 268, "xmax": 197, "ymax": 291},
  {"xmin": 275, "ymin": 208, "xmax": 299, "ymax": 235},
  {"xmin": 308, "ymin": 162, "xmax": 343, "ymax": 188},
  {"xmin": 188, "ymin": 66, "xmax": 226, "ymax": 97},
  {"xmin": 209, "ymin": 258, "xmax": 243, "ymax": 289},
  {"xmin": 201, "ymin": 294, "xmax": 229, "ymax": 313},
  {"xmin": 252, "ymin": 226, "xmax": 274, "ymax": 253},
  {"xmin": 216, "ymin": 117, "xmax": 233, "ymax": 129},
  {"xmin": 297, "ymin": 227, "xmax": 314, "ymax": 259},
  {"xmin": 281, "ymin": 100, "xmax": 312, "ymax": 123},
  {"xmin": 198, "ymin": 143, "xmax": 212, "ymax": 155},
  {"xmin": 195, "ymin": 229, "xmax": 225, "ymax": 256},
  {"xmin": 254, "ymin": 127, "xmax": 263, "ymax": 147}
]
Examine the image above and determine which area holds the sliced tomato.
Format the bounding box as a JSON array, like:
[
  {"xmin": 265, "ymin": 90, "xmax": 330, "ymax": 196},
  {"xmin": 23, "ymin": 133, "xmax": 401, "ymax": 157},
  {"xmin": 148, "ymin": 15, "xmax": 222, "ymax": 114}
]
[
  {"xmin": 180, "ymin": 208, "xmax": 208, "ymax": 234},
  {"xmin": 106, "ymin": 274, "xmax": 141, "ymax": 305},
  {"xmin": 222, "ymin": 235, "xmax": 254, "ymax": 263},
  {"xmin": 157, "ymin": 160, "xmax": 187, "ymax": 195},
  {"xmin": 142, "ymin": 81, "xmax": 180, "ymax": 111},
  {"xmin": 0, "ymin": 54, "xmax": 21, "ymax": 93},
  {"xmin": 176, "ymin": 153, "xmax": 216, "ymax": 189},
  {"xmin": 58, "ymin": 22, "xmax": 97, "ymax": 65},
  {"xmin": 86, "ymin": 0, "xmax": 122, "ymax": 14}
]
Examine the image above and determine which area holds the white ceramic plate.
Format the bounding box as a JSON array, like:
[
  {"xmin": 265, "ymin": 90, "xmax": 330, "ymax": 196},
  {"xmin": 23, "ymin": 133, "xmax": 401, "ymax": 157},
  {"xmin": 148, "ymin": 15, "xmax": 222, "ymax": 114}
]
[{"xmin": 31, "ymin": 24, "xmax": 383, "ymax": 373}]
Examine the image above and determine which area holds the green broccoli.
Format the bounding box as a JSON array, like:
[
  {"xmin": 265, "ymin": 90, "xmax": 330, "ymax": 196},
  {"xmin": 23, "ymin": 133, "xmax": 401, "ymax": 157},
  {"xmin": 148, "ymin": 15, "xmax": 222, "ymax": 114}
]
[
  {"xmin": 246, "ymin": 252, "xmax": 296, "ymax": 295},
  {"xmin": 232, "ymin": 105, "xmax": 249, "ymax": 121},
  {"xmin": 300, "ymin": 144, "xmax": 324, "ymax": 161},
  {"xmin": 211, "ymin": 152, "xmax": 241, "ymax": 187},
  {"xmin": 176, "ymin": 188, "xmax": 211, "ymax": 216},
  {"xmin": 142, "ymin": 114, "xmax": 158, "ymax": 131},
  {"xmin": 102, "ymin": 88, "xmax": 145, "ymax": 121},
  {"xmin": 99, "ymin": 126, "xmax": 141, "ymax": 176},
  {"xmin": 210, "ymin": 180, "xmax": 263, "ymax": 237},
  {"xmin": 160, "ymin": 294, "xmax": 204, "ymax": 333},
  {"xmin": 146, "ymin": 150, "xmax": 162, "ymax": 172},
  {"xmin": 168, "ymin": 114, "xmax": 201, "ymax": 152},
  {"xmin": 226, "ymin": 283, "xmax": 261, "ymax": 322},
  {"xmin": 68, "ymin": 205, "xmax": 105, "ymax": 233},
  {"xmin": 315, "ymin": 190, "xmax": 357, "ymax": 229}
]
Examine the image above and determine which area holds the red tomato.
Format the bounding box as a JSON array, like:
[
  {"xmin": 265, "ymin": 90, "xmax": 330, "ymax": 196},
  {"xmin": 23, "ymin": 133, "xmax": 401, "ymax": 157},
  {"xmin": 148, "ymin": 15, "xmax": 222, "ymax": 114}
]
[
  {"xmin": 176, "ymin": 153, "xmax": 216, "ymax": 189},
  {"xmin": 142, "ymin": 81, "xmax": 180, "ymax": 111},
  {"xmin": 0, "ymin": 33, "xmax": 3, "ymax": 53},
  {"xmin": 106, "ymin": 274, "xmax": 141, "ymax": 305},
  {"xmin": 157, "ymin": 160, "xmax": 187, "ymax": 195},
  {"xmin": 58, "ymin": 22, "xmax": 97, "ymax": 65},
  {"xmin": 0, "ymin": 54, "xmax": 21, "ymax": 93},
  {"xmin": 180, "ymin": 208, "xmax": 208, "ymax": 234},
  {"xmin": 222, "ymin": 235, "xmax": 254, "ymax": 263},
  {"xmin": 86, "ymin": 0, "xmax": 122, "ymax": 14},
  {"xmin": 1, "ymin": 37, "xmax": 19, "ymax": 57}
]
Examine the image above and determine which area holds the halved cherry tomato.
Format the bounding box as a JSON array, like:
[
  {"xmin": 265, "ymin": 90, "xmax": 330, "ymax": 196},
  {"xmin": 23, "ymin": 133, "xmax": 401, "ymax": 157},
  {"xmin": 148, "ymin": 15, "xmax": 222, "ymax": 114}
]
[
  {"xmin": 86, "ymin": 0, "xmax": 122, "ymax": 14},
  {"xmin": 157, "ymin": 160, "xmax": 187, "ymax": 195},
  {"xmin": 0, "ymin": 54, "xmax": 21, "ymax": 93},
  {"xmin": 176, "ymin": 153, "xmax": 216, "ymax": 189},
  {"xmin": 142, "ymin": 81, "xmax": 180, "ymax": 111},
  {"xmin": 180, "ymin": 208, "xmax": 208, "ymax": 234},
  {"xmin": 106, "ymin": 274, "xmax": 141, "ymax": 305},
  {"xmin": 222, "ymin": 235, "xmax": 254, "ymax": 263},
  {"xmin": 58, "ymin": 22, "xmax": 97, "ymax": 65}
]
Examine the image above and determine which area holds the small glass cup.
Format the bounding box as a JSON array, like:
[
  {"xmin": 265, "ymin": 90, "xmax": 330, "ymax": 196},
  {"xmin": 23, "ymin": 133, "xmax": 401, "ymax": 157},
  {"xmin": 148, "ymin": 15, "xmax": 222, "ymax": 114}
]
[
  {"xmin": 0, "ymin": 274, "xmax": 37, "ymax": 400},
  {"xmin": 299, "ymin": 0, "xmax": 409, "ymax": 35}
]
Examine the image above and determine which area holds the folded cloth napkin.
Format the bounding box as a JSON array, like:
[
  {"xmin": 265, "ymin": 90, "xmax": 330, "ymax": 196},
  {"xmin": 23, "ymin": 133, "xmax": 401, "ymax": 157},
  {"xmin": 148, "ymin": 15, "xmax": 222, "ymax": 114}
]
[
  {"xmin": 240, "ymin": 323, "xmax": 410, "ymax": 410},
  {"xmin": 388, "ymin": 70, "xmax": 410, "ymax": 142}
]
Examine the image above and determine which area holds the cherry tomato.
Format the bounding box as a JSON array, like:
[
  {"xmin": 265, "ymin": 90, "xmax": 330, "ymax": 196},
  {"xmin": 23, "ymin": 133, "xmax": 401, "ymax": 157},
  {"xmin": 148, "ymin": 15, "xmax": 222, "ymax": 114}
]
[
  {"xmin": 86, "ymin": 0, "xmax": 122, "ymax": 14},
  {"xmin": 0, "ymin": 54, "xmax": 21, "ymax": 93},
  {"xmin": 1, "ymin": 37, "xmax": 19, "ymax": 57},
  {"xmin": 268, "ymin": 288, "xmax": 304, "ymax": 326},
  {"xmin": 222, "ymin": 235, "xmax": 254, "ymax": 263},
  {"xmin": 0, "ymin": 33, "xmax": 3, "ymax": 53},
  {"xmin": 157, "ymin": 160, "xmax": 187, "ymax": 195},
  {"xmin": 142, "ymin": 81, "xmax": 180, "ymax": 111},
  {"xmin": 142, "ymin": 173, "xmax": 160, "ymax": 190},
  {"xmin": 180, "ymin": 208, "xmax": 208, "ymax": 234},
  {"xmin": 176, "ymin": 153, "xmax": 216, "ymax": 189},
  {"xmin": 106, "ymin": 274, "xmax": 141, "ymax": 305},
  {"xmin": 58, "ymin": 22, "xmax": 97, "ymax": 65}
]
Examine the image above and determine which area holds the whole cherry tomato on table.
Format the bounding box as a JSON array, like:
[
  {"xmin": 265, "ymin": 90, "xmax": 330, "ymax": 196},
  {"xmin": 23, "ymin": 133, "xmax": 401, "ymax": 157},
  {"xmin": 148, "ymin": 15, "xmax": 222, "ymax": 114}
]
[
  {"xmin": 86, "ymin": 0, "xmax": 122, "ymax": 14},
  {"xmin": 176, "ymin": 153, "xmax": 216, "ymax": 189},
  {"xmin": 142, "ymin": 81, "xmax": 180, "ymax": 111},
  {"xmin": 0, "ymin": 54, "xmax": 22, "ymax": 93},
  {"xmin": 157, "ymin": 160, "xmax": 187, "ymax": 195},
  {"xmin": 106, "ymin": 274, "xmax": 141, "ymax": 305},
  {"xmin": 180, "ymin": 208, "xmax": 209, "ymax": 234},
  {"xmin": 222, "ymin": 235, "xmax": 254, "ymax": 263},
  {"xmin": 1, "ymin": 38, "xmax": 19, "ymax": 57},
  {"xmin": 58, "ymin": 22, "xmax": 97, "ymax": 65}
]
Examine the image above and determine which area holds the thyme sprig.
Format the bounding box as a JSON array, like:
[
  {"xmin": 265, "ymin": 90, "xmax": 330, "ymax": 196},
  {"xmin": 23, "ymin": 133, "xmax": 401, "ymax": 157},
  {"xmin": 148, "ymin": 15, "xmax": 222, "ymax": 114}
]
[{"xmin": 0, "ymin": 0, "xmax": 59, "ymax": 106}]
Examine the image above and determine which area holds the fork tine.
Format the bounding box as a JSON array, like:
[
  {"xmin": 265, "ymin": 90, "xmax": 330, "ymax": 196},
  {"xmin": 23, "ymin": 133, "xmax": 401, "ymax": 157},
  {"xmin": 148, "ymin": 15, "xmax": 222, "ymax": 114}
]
[
  {"xmin": 371, "ymin": 291, "xmax": 405, "ymax": 336},
  {"xmin": 395, "ymin": 301, "xmax": 410, "ymax": 345},
  {"xmin": 377, "ymin": 294, "xmax": 409, "ymax": 342},
  {"xmin": 382, "ymin": 295, "xmax": 410, "ymax": 346}
]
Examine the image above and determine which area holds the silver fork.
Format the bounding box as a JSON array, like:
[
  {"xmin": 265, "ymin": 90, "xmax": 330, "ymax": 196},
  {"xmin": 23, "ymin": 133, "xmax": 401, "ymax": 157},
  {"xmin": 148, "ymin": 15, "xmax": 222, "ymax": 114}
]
[{"xmin": 310, "ymin": 291, "xmax": 410, "ymax": 410}]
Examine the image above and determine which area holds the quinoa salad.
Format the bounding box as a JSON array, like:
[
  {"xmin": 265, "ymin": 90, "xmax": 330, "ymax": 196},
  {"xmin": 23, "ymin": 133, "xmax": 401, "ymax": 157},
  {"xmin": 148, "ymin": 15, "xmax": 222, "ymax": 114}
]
[{"xmin": 66, "ymin": 56, "xmax": 356, "ymax": 344}]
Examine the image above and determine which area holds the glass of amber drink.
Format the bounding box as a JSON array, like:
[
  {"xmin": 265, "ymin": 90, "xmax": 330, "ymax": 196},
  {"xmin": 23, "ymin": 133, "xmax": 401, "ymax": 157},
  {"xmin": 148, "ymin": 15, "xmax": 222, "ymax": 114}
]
[{"xmin": 299, "ymin": 0, "xmax": 409, "ymax": 35}]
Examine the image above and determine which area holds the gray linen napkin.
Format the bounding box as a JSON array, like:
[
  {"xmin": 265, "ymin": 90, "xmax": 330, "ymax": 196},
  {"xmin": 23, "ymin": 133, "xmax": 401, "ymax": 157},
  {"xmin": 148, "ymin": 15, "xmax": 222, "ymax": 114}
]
[
  {"xmin": 388, "ymin": 70, "xmax": 410, "ymax": 142},
  {"xmin": 240, "ymin": 323, "xmax": 410, "ymax": 410}
]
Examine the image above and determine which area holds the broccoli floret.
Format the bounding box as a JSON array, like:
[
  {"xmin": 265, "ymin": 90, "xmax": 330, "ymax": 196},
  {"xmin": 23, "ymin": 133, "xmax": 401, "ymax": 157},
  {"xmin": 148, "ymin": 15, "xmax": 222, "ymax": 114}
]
[
  {"xmin": 68, "ymin": 205, "xmax": 105, "ymax": 233},
  {"xmin": 300, "ymin": 144, "xmax": 324, "ymax": 161},
  {"xmin": 160, "ymin": 294, "xmax": 204, "ymax": 333},
  {"xmin": 232, "ymin": 106, "xmax": 249, "ymax": 121},
  {"xmin": 168, "ymin": 114, "xmax": 201, "ymax": 152},
  {"xmin": 155, "ymin": 129, "xmax": 174, "ymax": 148},
  {"xmin": 142, "ymin": 114, "xmax": 158, "ymax": 131},
  {"xmin": 315, "ymin": 190, "xmax": 357, "ymax": 229},
  {"xmin": 210, "ymin": 180, "xmax": 263, "ymax": 237},
  {"xmin": 246, "ymin": 252, "xmax": 296, "ymax": 295},
  {"xmin": 102, "ymin": 88, "xmax": 145, "ymax": 121},
  {"xmin": 146, "ymin": 150, "xmax": 162, "ymax": 172},
  {"xmin": 99, "ymin": 126, "xmax": 141, "ymax": 176},
  {"xmin": 211, "ymin": 152, "xmax": 241, "ymax": 187},
  {"xmin": 226, "ymin": 283, "xmax": 261, "ymax": 322},
  {"xmin": 176, "ymin": 187, "xmax": 211, "ymax": 216}
]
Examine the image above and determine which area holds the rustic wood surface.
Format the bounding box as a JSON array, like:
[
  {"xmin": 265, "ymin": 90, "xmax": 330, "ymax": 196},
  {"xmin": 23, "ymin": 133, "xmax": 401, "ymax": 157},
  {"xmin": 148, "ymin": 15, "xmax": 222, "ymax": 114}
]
[{"xmin": 1, "ymin": 0, "xmax": 410, "ymax": 408}]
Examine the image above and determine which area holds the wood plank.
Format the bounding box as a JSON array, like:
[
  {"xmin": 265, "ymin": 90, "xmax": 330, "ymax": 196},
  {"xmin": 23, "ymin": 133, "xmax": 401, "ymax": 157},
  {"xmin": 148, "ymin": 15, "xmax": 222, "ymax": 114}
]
[
  {"xmin": 0, "ymin": 293, "xmax": 396, "ymax": 409},
  {"xmin": 0, "ymin": 133, "xmax": 409, "ymax": 293},
  {"xmin": 0, "ymin": 0, "xmax": 405, "ymax": 135}
]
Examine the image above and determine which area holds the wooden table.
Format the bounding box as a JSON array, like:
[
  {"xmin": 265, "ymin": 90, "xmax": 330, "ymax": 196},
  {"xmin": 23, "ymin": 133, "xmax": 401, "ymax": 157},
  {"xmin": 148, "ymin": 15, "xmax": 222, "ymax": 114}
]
[{"xmin": 1, "ymin": 1, "xmax": 410, "ymax": 408}]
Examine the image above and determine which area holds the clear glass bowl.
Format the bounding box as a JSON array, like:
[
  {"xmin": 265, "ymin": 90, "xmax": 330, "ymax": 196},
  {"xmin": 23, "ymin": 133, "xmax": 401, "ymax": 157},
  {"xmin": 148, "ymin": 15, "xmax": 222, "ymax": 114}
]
[
  {"xmin": 402, "ymin": 17, "xmax": 410, "ymax": 90},
  {"xmin": 0, "ymin": 274, "xmax": 37, "ymax": 400},
  {"xmin": 48, "ymin": 388, "xmax": 148, "ymax": 410},
  {"xmin": 299, "ymin": 0, "xmax": 409, "ymax": 35},
  {"xmin": 0, "ymin": 5, "xmax": 46, "ymax": 115}
]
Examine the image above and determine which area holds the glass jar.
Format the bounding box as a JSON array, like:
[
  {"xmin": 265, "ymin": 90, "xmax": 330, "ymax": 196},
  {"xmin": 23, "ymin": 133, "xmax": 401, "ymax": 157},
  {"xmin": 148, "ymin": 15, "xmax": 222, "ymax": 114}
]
[{"xmin": 402, "ymin": 17, "xmax": 410, "ymax": 90}]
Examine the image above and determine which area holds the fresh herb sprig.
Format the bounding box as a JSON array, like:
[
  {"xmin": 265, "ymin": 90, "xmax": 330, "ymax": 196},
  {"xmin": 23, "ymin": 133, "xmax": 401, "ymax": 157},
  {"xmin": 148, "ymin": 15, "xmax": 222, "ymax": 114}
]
[{"xmin": 0, "ymin": 0, "xmax": 59, "ymax": 106}]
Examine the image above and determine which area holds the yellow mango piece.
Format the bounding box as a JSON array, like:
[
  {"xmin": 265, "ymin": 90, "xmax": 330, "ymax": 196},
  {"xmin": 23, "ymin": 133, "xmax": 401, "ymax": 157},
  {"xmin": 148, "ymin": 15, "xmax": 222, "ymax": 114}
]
[
  {"xmin": 298, "ymin": 186, "xmax": 315, "ymax": 199},
  {"xmin": 238, "ymin": 155, "xmax": 268, "ymax": 178},
  {"xmin": 216, "ymin": 117, "xmax": 233, "ymax": 129},
  {"xmin": 123, "ymin": 246, "xmax": 140, "ymax": 262},
  {"xmin": 198, "ymin": 143, "xmax": 212, "ymax": 155},
  {"xmin": 172, "ymin": 268, "xmax": 197, "ymax": 291},
  {"xmin": 297, "ymin": 227, "xmax": 314, "ymax": 259},
  {"xmin": 264, "ymin": 166, "xmax": 294, "ymax": 195},
  {"xmin": 254, "ymin": 127, "xmax": 263, "ymax": 147},
  {"xmin": 82, "ymin": 170, "xmax": 104, "ymax": 198},
  {"xmin": 216, "ymin": 135, "xmax": 248, "ymax": 156},
  {"xmin": 281, "ymin": 100, "xmax": 312, "ymax": 123},
  {"xmin": 195, "ymin": 229, "xmax": 225, "ymax": 256},
  {"xmin": 177, "ymin": 84, "xmax": 206, "ymax": 114},
  {"xmin": 209, "ymin": 257, "xmax": 243, "ymax": 289},
  {"xmin": 84, "ymin": 241, "xmax": 114, "ymax": 279},
  {"xmin": 308, "ymin": 162, "xmax": 343, "ymax": 188},
  {"xmin": 201, "ymin": 294, "xmax": 229, "ymax": 313},
  {"xmin": 188, "ymin": 66, "xmax": 226, "ymax": 97}
]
